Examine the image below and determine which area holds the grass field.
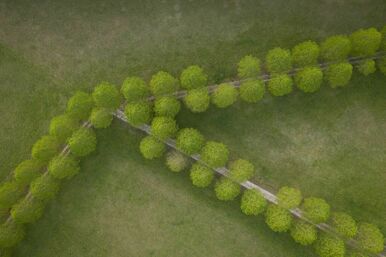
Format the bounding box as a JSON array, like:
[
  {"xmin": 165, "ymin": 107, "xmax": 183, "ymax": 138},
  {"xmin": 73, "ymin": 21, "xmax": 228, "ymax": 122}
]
[{"xmin": 0, "ymin": 0, "xmax": 385, "ymax": 256}]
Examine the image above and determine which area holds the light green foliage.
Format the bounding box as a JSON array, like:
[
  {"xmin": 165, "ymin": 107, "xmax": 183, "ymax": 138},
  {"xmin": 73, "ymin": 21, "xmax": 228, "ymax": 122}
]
[
  {"xmin": 180, "ymin": 65, "xmax": 207, "ymax": 89},
  {"xmin": 66, "ymin": 91, "xmax": 94, "ymax": 121},
  {"xmin": 357, "ymin": 59, "xmax": 376, "ymax": 76},
  {"xmin": 0, "ymin": 181, "xmax": 25, "ymax": 209},
  {"xmin": 268, "ymin": 74, "xmax": 293, "ymax": 96},
  {"xmin": 211, "ymin": 83, "xmax": 238, "ymax": 108},
  {"xmin": 90, "ymin": 108, "xmax": 113, "ymax": 129},
  {"xmin": 48, "ymin": 155, "xmax": 80, "ymax": 179},
  {"xmin": 356, "ymin": 223, "xmax": 384, "ymax": 253},
  {"xmin": 314, "ymin": 234, "xmax": 345, "ymax": 257},
  {"xmin": 176, "ymin": 128, "xmax": 205, "ymax": 155},
  {"xmin": 154, "ymin": 96, "xmax": 181, "ymax": 118},
  {"xmin": 266, "ymin": 47, "xmax": 292, "ymax": 74},
  {"xmin": 237, "ymin": 55, "xmax": 261, "ymax": 79},
  {"xmin": 200, "ymin": 141, "xmax": 229, "ymax": 168},
  {"xmin": 301, "ymin": 197, "xmax": 330, "ymax": 223},
  {"xmin": 11, "ymin": 197, "xmax": 46, "ymax": 224},
  {"xmin": 184, "ymin": 88, "xmax": 210, "ymax": 113},
  {"xmin": 14, "ymin": 159, "xmax": 44, "ymax": 185},
  {"xmin": 139, "ymin": 136, "xmax": 165, "ymax": 160},
  {"xmin": 325, "ymin": 62, "xmax": 353, "ymax": 88},
  {"xmin": 0, "ymin": 220, "xmax": 25, "ymax": 248},
  {"xmin": 228, "ymin": 159, "xmax": 254, "ymax": 182},
  {"xmin": 265, "ymin": 204, "xmax": 292, "ymax": 232},
  {"xmin": 292, "ymin": 40, "xmax": 320, "ymax": 67},
  {"xmin": 49, "ymin": 114, "xmax": 78, "ymax": 143},
  {"xmin": 347, "ymin": 252, "xmax": 368, "ymax": 257},
  {"xmin": 30, "ymin": 174, "xmax": 61, "ymax": 201},
  {"xmin": 240, "ymin": 189, "xmax": 267, "ymax": 216},
  {"xmin": 214, "ymin": 177, "xmax": 241, "ymax": 201},
  {"xmin": 277, "ymin": 186, "xmax": 302, "ymax": 209},
  {"xmin": 330, "ymin": 212, "xmax": 357, "ymax": 238},
  {"xmin": 150, "ymin": 116, "xmax": 178, "ymax": 140},
  {"xmin": 150, "ymin": 71, "xmax": 178, "ymax": 96},
  {"xmin": 121, "ymin": 76, "xmax": 149, "ymax": 102},
  {"xmin": 68, "ymin": 128, "xmax": 97, "ymax": 157},
  {"xmin": 165, "ymin": 151, "xmax": 189, "ymax": 172},
  {"xmin": 92, "ymin": 82, "xmax": 121, "ymax": 109},
  {"xmin": 295, "ymin": 66, "xmax": 323, "ymax": 93},
  {"xmin": 189, "ymin": 163, "xmax": 214, "ymax": 188},
  {"xmin": 350, "ymin": 27, "xmax": 382, "ymax": 56},
  {"xmin": 377, "ymin": 57, "xmax": 386, "ymax": 75},
  {"xmin": 31, "ymin": 135, "xmax": 60, "ymax": 162},
  {"xmin": 124, "ymin": 102, "xmax": 152, "ymax": 126},
  {"xmin": 320, "ymin": 35, "xmax": 351, "ymax": 61},
  {"xmin": 239, "ymin": 80, "xmax": 265, "ymax": 103},
  {"xmin": 290, "ymin": 220, "xmax": 317, "ymax": 245}
]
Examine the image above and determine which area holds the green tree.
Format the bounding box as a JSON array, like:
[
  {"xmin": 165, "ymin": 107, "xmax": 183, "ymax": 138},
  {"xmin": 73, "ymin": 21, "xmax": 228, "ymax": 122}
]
[
  {"xmin": 48, "ymin": 155, "xmax": 80, "ymax": 179},
  {"xmin": 290, "ymin": 220, "xmax": 317, "ymax": 245},
  {"xmin": 66, "ymin": 91, "xmax": 94, "ymax": 121},
  {"xmin": 150, "ymin": 71, "xmax": 178, "ymax": 96},
  {"xmin": 214, "ymin": 177, "xmax": 241, "ymax": 201},
  {"xmin": 268, "ymin": 74, "xmax": 293, "ymax": 96},
  {"xmin": 381, "ymin": 26, "xmax": 386, "ymax": 50},
  {"xmin": 11, "ymin": 197, "xmax": 46, "ymax": 224},
  {"xmin": 325, "ymin": 62, "xmax": 353, "ymax": 88},
  {"xmin": 124, "ymin": 102, "xmax": 152, "ymax": 126},
  {"xmin": 165, "ymin": 151, "xmax": 189, "ymax": 172},
  {"xmin": 377, "ymin": 57, "xmax": 386, "ymax": 75},
  {"xmin": 295, "ymin": 66, "xmax": 323, "ymax": 93},
  {"xmin": 14, "ymin": 159, "xmax": 44, "ymax": 185},
  {"xmin": 31, "ymin": 135, "xmax": 60, "ymax": 162},
  {"xmin": 277, "ymin": 186, "xmax": 302, "ymax": 209},
  {"xmin": 292, "ymin": 40, "xmax": 320, "ymax": 67},
  {"xmin": 314, "ymin": 234, "xmax": 345, "ymax": 257},
  {"xmin": 121, "ymin": 76, "xmax": 149, "ymax": 102},
  {"xmin": 0, "ymin": 181, "xmax": 25, "ymax": 209},
  {"xmin": 150, "ymin": 116, "xmax": 178, "ymax": 140},
  {"xmin": 180, "ymin": 65, "xmax": 207, "ymax": 89},
  {"xmin": 189, "ymin": 163, "xmax": 214, "ymax": 188},
  {"xmin": 30, "ymin": 174, "xmax": 61, "ymax": 201},
  {"xmin": 240, "ymin": 189, "xmax": 267, "ymax": 216},
  {"xmin": 265, "ymin": 204, "xmax": 292, "ymax": 232},
  {"xmin": 184, "ymin": 88, "xmax": 210, "ymax": 113},
  {"xmin": 356, "ymin": 223, "xmax": 384, "ymax": 254},
  {"xmin": 0, "ymin": 220, "xmax": 25, "ymax": 248},
  {"xmin": 90, "ymin": 108, "xmax": 113, "ymax": 129},
  {"xmin": 228, "ymin": 159, "xmax": 254, "ymax": 182},
  {"xmin": 176, "ymin": 128, "xmax": 205, "ymax": 155},
  {"xmin": 237, "ymin": 55, "xmax": 261, "ymax": 79},
  {"xmin": 239, "ymin": 80, "xmax": 265, "ymax": 103},
  {"xmin": 68, "ymin": 128, "xmax": 97, "ymax": 157},
  {"xmin": 301, "ymin": 197, "xmax": 330, "ymax": 223},
  {"xmin": 330, "ymin": 212, "xmax": 357, "ymax": 238},
  {"xmin": 49, "ymin": 114, "xmax": 78, "ymax": 143},
  {"xmin": 211, "ymin": 83, "xmax": 238, "ymax": 108},
  {"xmin": 139, "ymin": 136, "xmax": 166, "ymax": 160},
  {"xmin": 350, "ymin": 28, "xmax": 382, "ymax": 56},
  {"xmin": 200, "ymin": 141, "xmax": 229, "ymax": 168},
  {"xmin": 154, "ymin": 96, "xmax": 181, "ymax": 118},
  {"xmin": 320, "ymin": 35, "xmax": 351, "ymax": 62},
  {"xmin": 266, "ymin": 48, "xmax": 292, "ymax": 74},
  {"xmin": 92, "ymin": 82, "xmax": 121, "ymax": 109},
  {"xmin": 356, "ymin": 59, "xmax": 376, "ymax": 76}
]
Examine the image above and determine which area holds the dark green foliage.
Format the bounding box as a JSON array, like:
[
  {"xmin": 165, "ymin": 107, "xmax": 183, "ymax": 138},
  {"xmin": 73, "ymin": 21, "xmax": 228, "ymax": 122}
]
[
  {"xmin": 290, "ymin": 220, "xmax": 317, "ymax": 245},
  {"xmin": 268, "ymin": 74, "xmax": 293, "ymax": 96},
  {"xmin": 30, "ymin": 174, "xmax": 60, "ymax": 201},
  {"xmin": 277, "ymin": 186, "xmax": 302, "ymax": 209},
  {"xmin": 154, "ymin": 96, "xmax": 181, "ymax": 118},
  {"xmin": 266, "ymin": 47, "xmax": 292, "ymax": 74},
  {"xmin": 48, "ymin": 155, "xmax": 80, "ymax": 179},
  {"xmin": 92, "ymin": 82, "xmax": 121, "ymax": 109},
  {"xmin": 176, "ymin": 128, "xmax": 205, "ymax": 155},
  {"xmin": 189, "ymin": 163, "xmax": 214, "ymax": 188},
  {"xmin": 237, "ymin": 55, "xmax": 261, "ymax": 79},
  {"xmin": 301, "ymin": 197, "xmax": 330, "ymax": 223},
  {"xmin": 350, "ymin": 28, "xmax": 382, "ymax": 56},
  {"xmin": 292, "ymin": 41, "xmax": 320, "ymax": 67},
  {"xmin": 124, "ymin": 102, "xmax": 152, "ymax": 126},
  {"xmin": 212, "ymin": 83, "xmax": 238, "ymax": 108},
  {"xmin": 68, "ymin": 128, "xmax": 97, "ymax": 157},
  {"xmin": 66, "ymin": 91, "xmax": 94, "ymax": 121},
  {"xmin": 240, "ymin": 189, "xmax": 267, "ymax": 216},
  {"xmin": 90, "ymin": 108, "xmax": 113, "ymax": 129},
  {"xmin": 295, "ymin": 66, "xmax": 323, "ymax": 93},
  {"xmin": 49, "ymin": 114, "xmax": 78, "ymax": 143},
  {"xmin": 150, "ymin": 116, "xmax": 178, "ymax": 140},
  {"xmin": 0, "ymin": 181, "xmax": 25, "ymax": 209},
  {"xmin": 357, "ymin": 59, "xmax": 376, "ymax": 76},
  {"xmin": 377, "ymin": 57, "xmax": 386, "ymax": 75},
  {"xmin": 121, "ymin": 76, "xmax": 149, "ymax": 102},
  {"xmin": 228, "ymin": 159, "xmax": 254, "ymax": 182},
  {"xmin": 0, "ymin": 220, "xmax": 25, "ymax": 248},
  {"xmin": 214, "ymin": 177, "xmax": 241, "ymax": 201},
  {"xmin": 14, "ymin": 159, "xmax": 44, "ymax": 185},
  {"xmin": 11, "ymin": 197, "xmax": 46, "ymax": 224},
  {"xmin": 381, "ymin": 26, "xmax": 386, "ymax": 50},
  {"xmin": 180, "ymin": 65, "xmax": 207, "ymax": 89},
  {"xmin": 239, "ymin": 80, "xmax": 265, "ymax": 103},
  {"xmin": 265, "ymin": 204, "xmax": 292, "ymax": 232},
  {"xmin": 200, "ymin": 141, "xmax": 229, "ymax": 168},
  {"xmin": 150, "ymin": 71, "xmax": 178, "ymax": 96},
  {"xmin": 184, "ymin": 88, "xmax": 210, "ymax": 113},
  {"xmin": 320, "ymin": 35, "xmax": 351, "ymax": 61},
  {"xmin": 330, "ymin": 212, "xmax": 357, "ymax": 238},
  {"xmin": 139, "ymin": 136, "xmax": 165, "ymax": 160},
  {"xmin": 0, "ymin": 248, "xmax": 12, "ymax": 257},
  {"xmin": 165, "ymin": 151, "xmax": 189, "ymax": 172},
  {"xmin": 314, "ymin": 234, "xmax": 345, "ymax": 257},
  {"xmin": 356, "ymin": 223, "xmax": 384, "ymax": 253},
  {"xmin": 31, "ymin": 135, "xmax": 60, "ymax": 162},
  {"xmin": 325, "ymin": 62, "xmax": 353, "ymax": 88}
]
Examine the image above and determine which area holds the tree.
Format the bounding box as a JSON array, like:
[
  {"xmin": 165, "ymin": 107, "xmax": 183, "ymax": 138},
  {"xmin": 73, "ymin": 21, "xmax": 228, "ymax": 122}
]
[
  {"xmin": 124, "ymin": 102, "xmax": 153, "ymax": 126},
  {"xmin": 277, "ymin": 186, "xmax": 302, "ymax": 209},
  {"xmin": 212, "ymin": 83, "xmax": 238, "ymax": 108},
  {"xmin": 314, "ymin": 234, "xmax": 345, "ymax": 257},
  {"xmin": 180, "ymin": 65, "xmax": 208, "ymax": 89},
  {"xmin": 292, "ymin": 40, "xmax": 320, "ymax": 67},
  {"xmin": 381, "ymin": 26, "xmax": 386, "ymax": 50},
  {"xmin": 90, "ymin": 108, "xmax": 113, "ymax": 129},
  {"xmin": 237, "ymin": 55, "xmax": 261, "ymax": 79},
  {"xmin": 165, "ymin": 151, "xmax": 189, "ymax": 172},
  {"xmin": 0, "ymin": 181, "xmax": 25, "ymax": 209},
  {"xmin": 0, "ymin": 220, "xmax": 25, "ymax": 248},
  {"xmin": 301, "ymin": 197, "xmax": 330, "ymax": 223},
  {"xmin": 325, "ymin": 62, "xmax": 353, "ymax": 88},
  {"xmin": 31, "ymin": 135, "xmax": 60, "ymax": 162},
  {"xmin": 183, "ymin": 88, "xmax": 210, "ymax": 113},
  {"xmin": 240, "ymin": 189, "xmax": 267, "ymax": 216},
  {"xmin": 48, "ymin": 155, "xmax": 80, "ymax": 179},
  {"xmin": 266, "ymin": 47, "xmax": 292, "ymax": 74},
  {"xmin": 200, "ymin": 141, "xmax": 229, "ymax": 168},
  {"xmin": 14, "ymin": 159, "xmax": 44, "ymax": 185},
  {"xmin": 356, "ymin": 223, "xmax": 384, "ymax": 253},
  {"xmin": 377, "ymin": 57, "xmax": 386, "ymax": 75},
  {"xmin": 228, "ymin": 159, "xmax": 254, "ymax": 182},
  {"xmin": 92, "ymin": 82, "xmax": 121, "ymax": 109},
  {"xmin": 154, "ymin": 96, "xmax": 181, "ymax": 118},
  {"xmin": 150, "ymin": 71, "xmax": 178, "ymax": 96},
  {"xmin": 176, "ymin": 128, "xmax": 205, "ymax": 155},
  {"xmin": 290, "ymin": 220, "xmax": 317, "ymax": 245},
  {"xmin": 347, "ymin": 252, "xmax": 369, "ymax": 257},
  {"xmin": 214, "ymin": 177, "xmax": 240, "ymax": 201},
  {"xmin": 68, "ymin": 128, "xmax": 97, "ymax": 157},
  {"xmin": 356, "ymin": 59, "xmax": 376, "ymax": 76},
  {"xmin": 49, "ymin": 114, "xmax": 78, "ymax": 143},
  {"xmin": 265, "ymin": 204, "xmax": 292, "ymax": 232},
  {"xmin": 239, "ymin": 80, "xmax": 265, "ymax": 103},
  {"xmin": 121, "ymin": 76, "xmax": 149, "ymax": 102},
  {"xmin": 295, "ymin": 66, "xmax": 323, "ymax": 93},
  {"xmin": 66, "ymin": 91, "xmax": 94, "ymax": 120},
  {"xmin": 268, "ymin": 74, "xmax": 293, "ymax": 96},
  {"xmin": 30, "ymin": 174, "xmax": 61, "ymax": 201},
  {"xmin": 320, "ymin": 35, "xmax": 351, "ymax": 62},
  {"xmin": 139, "ymin": 136, "xmax": 165, "ymax": 160},
  {"xmin": 11, "ymin": 197, "xmax": 46, "ymax": 224},
  {"xmin": 350, "ymin": 28, "xmax": 382, "ymax": 56},
  {"xmin": 330, "ymin": 212, "xmax": 357, "ymax": 238},
  {"xmin": 189, "ymin": 163, "xmax": 214, "ymax": 188},
  {"xmin": 150, "ymin": 116, "xmax": 178, "ymax": 140}
]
